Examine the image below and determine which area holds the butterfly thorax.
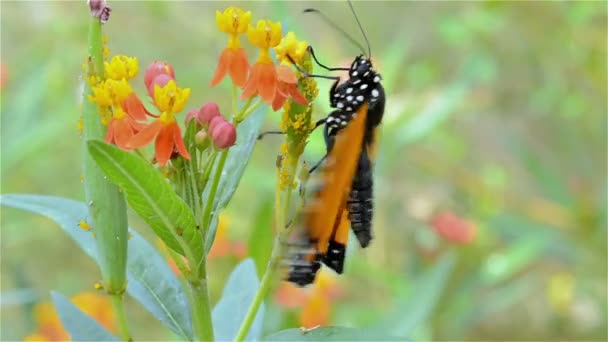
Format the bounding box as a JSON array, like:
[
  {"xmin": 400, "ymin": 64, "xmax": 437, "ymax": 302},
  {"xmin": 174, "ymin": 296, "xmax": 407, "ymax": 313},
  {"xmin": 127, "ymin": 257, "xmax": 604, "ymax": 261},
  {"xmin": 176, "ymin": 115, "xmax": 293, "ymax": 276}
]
[{"xmin": 326, "ymin": 55, "xmax": 385, "ymax": 140}]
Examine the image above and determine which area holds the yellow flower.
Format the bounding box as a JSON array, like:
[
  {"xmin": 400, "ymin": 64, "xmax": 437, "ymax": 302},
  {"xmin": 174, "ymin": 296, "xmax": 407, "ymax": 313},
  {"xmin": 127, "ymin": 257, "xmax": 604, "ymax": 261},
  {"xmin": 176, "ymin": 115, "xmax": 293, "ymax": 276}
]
[
  {"xmin": 153, "ymin": 80, "xmax": 191, "ymax": 118},
  {"xmin": 275, "ymin": 32, "xmax": 309, "ymax": 65},
  {"xmin": 248, "ymin": 20, "xmax": 282, "ymax": 53},
  {"xmin": 216, "ymin": 6, "xmax": 251, "ymax": 37},
  {"xmin": 105, "ymin": 55, "xmax": 138, "ymax": 80}
]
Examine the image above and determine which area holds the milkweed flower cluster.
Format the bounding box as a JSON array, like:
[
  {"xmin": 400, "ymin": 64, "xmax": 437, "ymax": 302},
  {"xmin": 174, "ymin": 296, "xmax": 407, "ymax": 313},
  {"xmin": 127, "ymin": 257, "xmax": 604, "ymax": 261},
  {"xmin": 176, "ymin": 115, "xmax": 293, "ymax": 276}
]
[{"xmin": 210, "ymin": 6, "xmax": 308, "ymax": 110}]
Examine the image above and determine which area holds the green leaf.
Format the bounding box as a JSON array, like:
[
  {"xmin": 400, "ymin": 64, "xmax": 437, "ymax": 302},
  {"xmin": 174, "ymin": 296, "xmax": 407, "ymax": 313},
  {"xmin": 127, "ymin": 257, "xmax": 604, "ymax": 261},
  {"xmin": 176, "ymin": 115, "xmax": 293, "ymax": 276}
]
[
  {"xmin": 375, "ymin": 252, "xmax": 456, "ymax": 338},
  {"xmin": 204, "ymin": 106, "xmax": 267, "ymax": 252},
  {"xmin": 87, "ymin": 141, "xmax": 203, "ymax": 265},
  {"xmin": 264, "ymin": 327, "xmax": 406, "ymax": 341},
  {"xmin": 0, "ymin": 194, "xmax": 193, "ymax": 340},
  {"xmin": 51, "ymin": 291, "xmax": 119, "ymax": 341},
  {"xmin": 212, "ymin": 259, "xmax": 265, "ymax": 341},
  {"xmin": 248, "ymin": 199, "xmax": 274, "ymax": 276}
]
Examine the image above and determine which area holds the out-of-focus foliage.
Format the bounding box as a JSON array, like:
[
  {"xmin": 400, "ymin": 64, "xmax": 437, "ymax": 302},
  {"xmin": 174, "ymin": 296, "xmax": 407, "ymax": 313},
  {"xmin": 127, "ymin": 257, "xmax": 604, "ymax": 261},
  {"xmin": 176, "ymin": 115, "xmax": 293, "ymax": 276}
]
[{"xmin": 1, "ymin": 1, "xmax": 606, "ymax": 341}]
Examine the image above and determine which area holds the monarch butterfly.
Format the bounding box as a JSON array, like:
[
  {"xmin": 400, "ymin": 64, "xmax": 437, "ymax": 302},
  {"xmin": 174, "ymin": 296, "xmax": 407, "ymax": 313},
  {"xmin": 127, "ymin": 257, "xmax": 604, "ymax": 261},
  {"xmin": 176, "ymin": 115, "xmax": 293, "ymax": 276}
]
[{"xmin": 286, "ymin": 2, "xmax": 385, "ymax": 286}]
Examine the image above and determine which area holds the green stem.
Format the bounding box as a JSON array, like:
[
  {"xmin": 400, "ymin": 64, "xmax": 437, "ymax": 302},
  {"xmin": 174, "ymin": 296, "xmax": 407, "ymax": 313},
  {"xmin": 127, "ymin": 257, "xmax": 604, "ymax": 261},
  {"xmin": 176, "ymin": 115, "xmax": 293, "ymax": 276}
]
[
  {"xmin": 202, "ymin": 150, "xmax": 229, "ymax": 229},
  {"xmin": 110, "ymin": 294, "xmax": 132, "ymax": 342},
  {"xmin": 83, "ymin": 13, "xmax": 131, "ymax": 342},
  {"xmin": 188, "ymin": 279, "xmax": 215, "ymax": 342}
]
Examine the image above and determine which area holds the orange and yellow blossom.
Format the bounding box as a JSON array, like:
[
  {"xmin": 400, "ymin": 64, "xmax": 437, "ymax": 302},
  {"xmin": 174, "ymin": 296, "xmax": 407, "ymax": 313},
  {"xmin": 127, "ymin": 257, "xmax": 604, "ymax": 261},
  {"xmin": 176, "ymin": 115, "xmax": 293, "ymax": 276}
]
[
  {"xmin": 210, "ymin": 7, "xmax": 251, "ymax": 88},
  {"xmin": 104, "ymin": 55, "xmax": 138, "ymax": 81},
  {"xmin": 240, "ymin": 19, "xmax": 282, "ymax": 104},
  {"xmin": 128, "ymin": 80, "xmax": 191, "ymax": 166},
  {"xmin": 272, "ymin": 32, "xmax": 308, "ymax": 111},
  {"xmin": 88, "ymin": 55, "xmax": 149, "ymax": 150},
  {"xmin": 24, "ymin": 292, "xmax": 115, "ymax": 341},
  {"xmin": 274, "ymin": 269, "xmax": 342, "ymax": 328}
]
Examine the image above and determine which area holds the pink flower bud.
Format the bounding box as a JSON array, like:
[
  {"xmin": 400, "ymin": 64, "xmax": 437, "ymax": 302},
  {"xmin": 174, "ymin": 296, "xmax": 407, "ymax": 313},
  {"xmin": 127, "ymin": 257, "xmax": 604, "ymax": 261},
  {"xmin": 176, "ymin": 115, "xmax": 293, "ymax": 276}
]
[
  {"xmin": 144, "ymin": 61, "xmax": 175, "ymax": 89},
  {"xmin": 198, "ymin": 102, "xmax": 222, "ymax": 126},
  {"xmin": 208, "ymin": 115, "xmax": 227, "ymax": 134},
  {"xmin": 211, "ymin": 121, "xmax": 237, "ymax": 150},
  {"xmin": 185, "ymin": 109, "xmax": 199, "ymax": 125},
  {"xmin": 147, "ymin": 73, "xmax": 174, "ymax": 98}
]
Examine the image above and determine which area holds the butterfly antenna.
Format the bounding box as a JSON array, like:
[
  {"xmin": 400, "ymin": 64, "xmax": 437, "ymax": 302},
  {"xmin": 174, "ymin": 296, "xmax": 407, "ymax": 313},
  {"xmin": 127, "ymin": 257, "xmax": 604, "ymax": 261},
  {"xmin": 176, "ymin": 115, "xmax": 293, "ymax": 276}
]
[
  {"xmin": 347, "ymin": 0, "xmax": 371, "ymax": 58},
  {"xmin": 303, "ymin": 8, "xmax": 367, "ymax": 56}
]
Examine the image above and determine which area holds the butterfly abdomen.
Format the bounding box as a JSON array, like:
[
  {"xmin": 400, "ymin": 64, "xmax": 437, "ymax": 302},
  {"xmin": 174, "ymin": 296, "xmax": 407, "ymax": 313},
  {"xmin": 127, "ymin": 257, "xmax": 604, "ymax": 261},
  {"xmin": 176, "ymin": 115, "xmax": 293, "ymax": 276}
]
[{"xmin": 348, "ymin": 150, "xmax": 373, "ymax": 248}]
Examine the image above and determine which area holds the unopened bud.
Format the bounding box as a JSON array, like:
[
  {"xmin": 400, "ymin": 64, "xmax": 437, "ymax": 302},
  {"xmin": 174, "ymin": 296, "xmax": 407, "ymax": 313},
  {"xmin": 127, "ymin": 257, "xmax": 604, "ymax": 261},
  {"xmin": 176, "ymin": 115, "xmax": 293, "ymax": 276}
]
[
  {"xmin": 208, "ymin": 115, "xmax": 227, "ymax": 134},
  {"xmin": 195, "ymin": 130, "xmax": 209, "ymax": 146},
  {"xmin": 197, "ymin": 102, "xmax": 221, "ymax": 127},
  {"xmin": 144, "ymin": 61, "xmax": 175, "ymax": 89},
  {"xmin": 211, "ymin": 121, "xmax": 237, "ymax": 150}
]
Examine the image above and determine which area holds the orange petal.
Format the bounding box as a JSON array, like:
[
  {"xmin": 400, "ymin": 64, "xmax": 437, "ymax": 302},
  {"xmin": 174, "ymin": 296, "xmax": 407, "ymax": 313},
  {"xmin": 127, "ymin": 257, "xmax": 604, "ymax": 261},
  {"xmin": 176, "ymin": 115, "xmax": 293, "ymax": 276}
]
[
  {"xmin": 172, "ymin": 123, "xmax": 191, "ymax": 160},
  {"xmin": 114, "ymin": 118, "xmax": 134, "ymax": 150},
  {"xmin": 272, "ymin": 90, "xmax": 287, "ymax": 111},
  {"xmin": 155, "ymin": 123, "xmax": 175, "ymax": 166},
  {"xmin": 210, "ymin": 48, "xmax": 232, "ymax": 87},
  {"xmin": 288, "ymin": 84, "xmax": 308, "ymax": 106},
  {"xmin": 276, "ymin": 65, "xmax": 297, "ymax": 84},
  {"xmin": 229, "ymin": 48, "xmax": 250, "ymax": 88},
  {"xmin": 257, "ymin": 63, "xmax": 277, "ymax": 104},
  {"xmin": 105, "ymin": 120, "xmax": 116, "ymax": 144},
  {"xmin": 240, "ymin": 65, "xmax": 261, "ymax": 100},
  {"xmin": 128, "ymin": 120, "xmax": 162, "ymax": 149},
  {"xmin": 122, "ymin": 93, "xmax": 148, "ymax": 121}
]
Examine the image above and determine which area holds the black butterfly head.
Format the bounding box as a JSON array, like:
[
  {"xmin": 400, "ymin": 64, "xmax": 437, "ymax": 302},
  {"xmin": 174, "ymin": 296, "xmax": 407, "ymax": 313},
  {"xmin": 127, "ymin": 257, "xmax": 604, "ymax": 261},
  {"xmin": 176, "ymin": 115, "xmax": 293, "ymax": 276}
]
[{"xmin": 349, "ymin": 55, "xmax": 374, "ymax": 81}]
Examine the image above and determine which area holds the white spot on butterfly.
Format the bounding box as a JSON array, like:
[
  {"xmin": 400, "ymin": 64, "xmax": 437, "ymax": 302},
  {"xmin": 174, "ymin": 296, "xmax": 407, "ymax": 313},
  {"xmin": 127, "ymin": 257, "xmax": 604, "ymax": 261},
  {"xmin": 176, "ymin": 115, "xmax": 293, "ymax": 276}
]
[
  {"xmin": 346, "ymin": 87, "xmax": 353, "ymax": 94},
  {"xmin": 371, "ymin": 89, "xmax": 379, "ymax": 97},
  {"xmin": 337, "ymin": 102, "xmax": 344, "ymax": 108},
  {"xmin": 356, "ymin": 95, "xmax": 364, "ymax": 101},
  {"xmin": 374, "ymin": 75, "xmax": 381, "ymax": 83},
  {"xmin": 352, "ymin": 71, "xmax": 358, "ymax": 76},
  {"xmin": 346, "ymin": 95, "xmax": 353, "ymax": 101},
  {"xmin": 347, "ymin": 107, "xmax": 352, "ymax": 111},
  {"xmin": 360, "ymin": 84, "xmax": 368, "ymax": 90}
]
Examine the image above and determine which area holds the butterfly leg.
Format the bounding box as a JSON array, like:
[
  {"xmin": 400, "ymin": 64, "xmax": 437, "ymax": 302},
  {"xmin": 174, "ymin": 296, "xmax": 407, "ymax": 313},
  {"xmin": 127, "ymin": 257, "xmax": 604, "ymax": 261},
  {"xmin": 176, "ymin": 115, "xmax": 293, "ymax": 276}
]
[{"xmin": 257, "ymin": 130, "xmax": 285, "ymax": 140}]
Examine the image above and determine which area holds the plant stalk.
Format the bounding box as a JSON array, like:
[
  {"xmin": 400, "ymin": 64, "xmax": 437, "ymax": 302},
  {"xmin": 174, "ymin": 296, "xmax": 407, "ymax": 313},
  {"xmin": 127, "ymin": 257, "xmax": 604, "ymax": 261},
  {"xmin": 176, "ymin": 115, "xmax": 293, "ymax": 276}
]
[
  {"xmin": 83, "ymin": 12, "xmax": 131, "ymax": 342},
  {"xmin": 188, "ymin": 279, "xmax": 215, "ymax": 342}
]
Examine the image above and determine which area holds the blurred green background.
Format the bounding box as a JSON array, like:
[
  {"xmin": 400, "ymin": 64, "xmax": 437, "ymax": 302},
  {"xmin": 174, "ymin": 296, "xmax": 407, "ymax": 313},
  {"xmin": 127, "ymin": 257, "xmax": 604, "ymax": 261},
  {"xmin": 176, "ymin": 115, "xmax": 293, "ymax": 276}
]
[{"xmin": 1, "ymin": 1, "xmax": 606, "ymax": 341}]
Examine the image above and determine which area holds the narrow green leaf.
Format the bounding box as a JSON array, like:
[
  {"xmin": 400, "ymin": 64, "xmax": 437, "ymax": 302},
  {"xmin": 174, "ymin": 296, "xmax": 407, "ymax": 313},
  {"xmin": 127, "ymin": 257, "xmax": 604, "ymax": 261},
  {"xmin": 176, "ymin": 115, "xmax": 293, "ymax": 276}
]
[
  {"xmin": 51, "ymin": 291, "xmax": 119, "ymax": 341},
  {"xmin": 248, "ymin": 199, "xmax": 274, "ymax": 276},
  {"xmin": 212, "ymin": 259, "xmax": 265, "ymax": 341},
  {"xmin": 87, "ymin": 140, "xmax": 203, "ymax": 264},
  {"xmin": 264, "ymin": 327, "xmax": 405, "ymax": 341},
  {"xmin": 204, "ymin": 106, "xmax": 267, "ymax": 252},
  {"xmin": 0, "ymin": 194, "xmax": 193, "ymax": 339},
  {"xmin": 375, "ymin": 252, "xmax": 456, "ymax": 338}
]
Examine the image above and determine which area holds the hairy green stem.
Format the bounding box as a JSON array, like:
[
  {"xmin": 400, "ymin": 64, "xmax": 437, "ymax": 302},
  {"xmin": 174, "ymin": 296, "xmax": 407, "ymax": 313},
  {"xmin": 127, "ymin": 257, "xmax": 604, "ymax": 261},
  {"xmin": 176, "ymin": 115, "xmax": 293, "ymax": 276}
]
[
  {"xmin": 83, "ymin": 13, "xmax": 131, "ymax": 341},
  {"xmin": 110, "ymin": 295, "xmax": 132, "ymax": 342},
  {"xmin": 188, "ymin": 279, "xmax": 215, "ymax": 342}
]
